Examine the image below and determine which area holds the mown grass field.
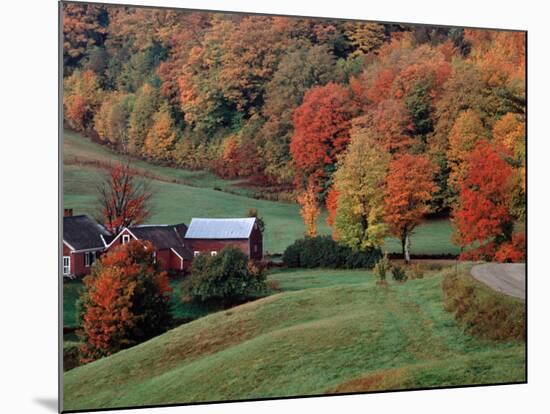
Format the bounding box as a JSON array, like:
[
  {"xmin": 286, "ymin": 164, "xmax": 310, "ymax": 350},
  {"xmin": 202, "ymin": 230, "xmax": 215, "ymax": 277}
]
[
  {"xmin": 63, "ymin": 268, "xmax": 525, "ymax": 411},
  {"xmin": 63, "ymin": 130, "xmax": 459, "ymax": 255}
]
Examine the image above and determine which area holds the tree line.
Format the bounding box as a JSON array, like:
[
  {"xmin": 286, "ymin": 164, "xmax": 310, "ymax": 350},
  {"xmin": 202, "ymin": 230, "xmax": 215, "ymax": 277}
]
[{"xmin": 63, "ymin": 4, "xmax": 525, "ymax": 261}]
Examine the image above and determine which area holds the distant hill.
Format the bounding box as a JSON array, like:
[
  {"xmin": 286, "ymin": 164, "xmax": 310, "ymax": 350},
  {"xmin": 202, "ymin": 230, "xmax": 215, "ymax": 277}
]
[{"xmin": 63, "ymin": 129, "xmax": 459, "ymax": 255}]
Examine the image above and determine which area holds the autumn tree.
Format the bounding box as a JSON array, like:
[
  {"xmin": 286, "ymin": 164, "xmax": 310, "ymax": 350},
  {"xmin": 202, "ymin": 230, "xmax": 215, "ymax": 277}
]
[
  {"xmin": 63, "ymin": 70, "xmax": 103, "ymax": 131},
  {"xmin": 94, "ymin": 92, "xmax": 135, "ymax": 148},
  {"xmin": 63, "ymin": 3, "xmax": 108, "ymax": 69},
  {"xmin": 493, "ymin": 113, "xmax": 526, "ymax": 220},
  {"xmin": 143, "ymin": 105, "xmax": 178, "ymax": 161},
  {"xmin": 446, "ymin": 109, "xmax": 489, "ymax": 194},
  {"xmin": 297, "ymin": 185, "xmax": 321, "ymax": 237},
  {"xmin": 453, "ymin": 141, "xmax": 513, "ymax": 260},
  {"xmin": 344, "ymin": 23, "xmax": 387, "ymax": 56},
  {"xmin": 127, "ymin": 84, "xmax": 160, "ymax": 155},
  {"xmin": 333, "ymin": 128, "xmax": 390, "ymax": 250},
  {"xmin": 290, "ymin": 82, "xmax": 357, "ymax": 196},
  {"xmin": 79, "ymin": 240, "xmax": 172, "ymax": 363},
  {"xmin": 384, "ymin": 154, "xmax": 438, "ymax": 263},
  {"xmin": 96, "ymin": 163, "xmax": 153, "ymax": 235},
  {"xmin": 218, "ymin": 16, "xmax": 289, "ymax": 116},
  {"xmin": 259, "ymin": 43, "xmax": 339, "ymax": 183}
]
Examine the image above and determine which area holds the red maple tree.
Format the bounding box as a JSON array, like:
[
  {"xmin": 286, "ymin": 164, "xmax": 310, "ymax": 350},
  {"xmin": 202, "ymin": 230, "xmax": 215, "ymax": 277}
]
[
  {"xmin": 290, "ymin": 82, "xmax": 357, "ymax": 195},
  {"xmin": 79, "ymin": 240, "xmax": 172, "ymax": 363},
  {"xmin": 454, "ymin": 141, "xmax": 513, "ymax": 259},
  {"xmin": 384, "ymin": 153, "xmax": 438, "ymax": 263}
]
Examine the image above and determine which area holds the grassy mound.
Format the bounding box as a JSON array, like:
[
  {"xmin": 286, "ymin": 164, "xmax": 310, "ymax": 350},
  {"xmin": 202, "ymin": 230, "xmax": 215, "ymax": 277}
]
[
  {"xmin": 442, "ymin": 270, "xmax": 526, "ymax": 341},
  {"xmin": 63, "ymin": 273, "xmax": 524, "ymax": 411}
]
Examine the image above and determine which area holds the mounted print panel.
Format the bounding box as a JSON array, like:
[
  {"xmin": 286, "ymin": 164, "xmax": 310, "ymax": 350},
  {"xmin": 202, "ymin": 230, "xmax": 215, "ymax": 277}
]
[{"xmin": 60, "ymin": 1, "xmax": 526, "ymax": 412}]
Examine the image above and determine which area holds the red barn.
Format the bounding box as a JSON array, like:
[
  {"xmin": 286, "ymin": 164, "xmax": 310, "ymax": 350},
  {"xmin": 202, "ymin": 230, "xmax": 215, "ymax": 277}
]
[
  {"xmin": 105, "ymin": 223, "xmax": 193, "ymax": 273},
  {"xmin": 63, "ymin": 214, "xmax": 111, "ymax": 278},
  {"xmin": 184, "ymin": 218, "xmax": 263, "ymax": 260}
]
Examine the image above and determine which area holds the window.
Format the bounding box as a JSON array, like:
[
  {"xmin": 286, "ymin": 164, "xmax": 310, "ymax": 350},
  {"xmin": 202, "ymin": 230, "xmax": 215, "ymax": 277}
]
[
  {"xmin": 211, "ymin": 251, "xmax": 217, "ymax": 257},
  {"xmin": 63, "ymin": 256, "xmax": 71, "ymax": 276},
  {"xmin": 254, "ymin": 244, "xmax": 258, "ymax": 253},
  {"xmin": 85, "ymin": 252, "xmax": 91, "ymax": 267},
  {"xmin": 153, "ymin": 251, "xmax": 157, "ymax": 263},
  {"xmin": 194, "ymin": 251, "xmax": 200, "ymax": 257},
  {"xmin": 122, "ymin": 234, "xmax": 130, "ymax": 244}
]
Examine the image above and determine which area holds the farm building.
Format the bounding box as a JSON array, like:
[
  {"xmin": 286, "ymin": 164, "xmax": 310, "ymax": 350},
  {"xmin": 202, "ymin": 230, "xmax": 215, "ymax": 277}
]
[
  {"xmin": 106, "ymin": 223, "xmax": 193, "ymax": 272},
  {"xmin": 63, "ymin": 213, "xmax": 264, "ymax": 277},
  {"xmin": 184, "ymin": 218, "xmax": 263, "ymax": 261},
  {"xmin": 62, "ymin": 212, "xmax": 111, "ymax": 278}
]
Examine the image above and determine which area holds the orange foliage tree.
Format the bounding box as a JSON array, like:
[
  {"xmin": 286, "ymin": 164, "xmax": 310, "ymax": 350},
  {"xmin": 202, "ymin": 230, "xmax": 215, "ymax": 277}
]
[
  {"xmin": 63, "ymin": 70, "xmax": 103, "ymax": 131},
  {"xmin": 79, "ymin": 240, "xmax": 172, "ymax": 363},
  {"xmin": 290, "ymin": 82, "xmax": 357, "ymax": 196},
  {"xmin": 384, "ymin": 153, "xmax": 438, "ymax": 263},
  {"xmin": 454, "ymin": 141, "xmax": 514, "ymax": 260},
  {"xmin": 96, "ymin": 163, "xmax": 153, "ymax": 235},
  {"xmin": 297, "ymin": 185, "xmax": 321, "ymax": 237},
  {"xmin": 446, "ymin": 109, "xmax": 489, "ymax": 194},
  {"xmin": 143, "ymin": 105, "xmax": 178, "ymax": 161}
]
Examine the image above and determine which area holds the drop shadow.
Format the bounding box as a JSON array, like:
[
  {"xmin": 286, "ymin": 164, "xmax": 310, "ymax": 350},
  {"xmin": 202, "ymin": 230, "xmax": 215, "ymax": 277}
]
[{"xmin": 34, "ymin": 397, "xmax": 58, "ymax": 412}]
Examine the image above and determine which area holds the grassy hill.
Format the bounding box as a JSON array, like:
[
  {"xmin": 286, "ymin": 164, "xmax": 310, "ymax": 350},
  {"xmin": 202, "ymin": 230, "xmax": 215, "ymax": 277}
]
[
  {"xmin": 63, "ymin": 270, "xmax": 525, "ymax": 411},
  {"xmin": 63, "ymin": 130, "xmax": 459, "ymax": 255}
]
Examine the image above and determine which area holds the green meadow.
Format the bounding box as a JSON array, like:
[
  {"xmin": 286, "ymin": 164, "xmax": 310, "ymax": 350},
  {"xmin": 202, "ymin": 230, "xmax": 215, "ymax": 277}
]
[{"xmin": 63, "ymin": 268, "xmax": 525, "ymax": 411}]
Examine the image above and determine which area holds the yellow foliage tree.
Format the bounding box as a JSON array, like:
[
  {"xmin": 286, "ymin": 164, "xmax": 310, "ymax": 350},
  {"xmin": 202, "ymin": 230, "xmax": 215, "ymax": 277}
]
[
  {"xmin": 297, "ymin": 185, "xmax": 321, "ymax": 237},
  {"xmin": 333, "ymin": 127, "xmax": 390, "ymax": 250},
  {"xmin": 143, "ymin": 105, "xmax": 177, "ymax": 161}
]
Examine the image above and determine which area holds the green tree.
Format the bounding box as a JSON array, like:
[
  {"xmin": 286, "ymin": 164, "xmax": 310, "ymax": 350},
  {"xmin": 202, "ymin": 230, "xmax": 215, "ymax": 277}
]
[{"xmin": 181, "ymin": 247, "xmax": 267, "ymax": 305}]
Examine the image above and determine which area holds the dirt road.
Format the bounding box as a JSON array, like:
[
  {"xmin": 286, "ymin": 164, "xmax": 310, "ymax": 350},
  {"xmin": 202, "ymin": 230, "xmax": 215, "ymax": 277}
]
[{"xmin": 470, "ymin": 263, "xmax": 526, "ymax": 300}]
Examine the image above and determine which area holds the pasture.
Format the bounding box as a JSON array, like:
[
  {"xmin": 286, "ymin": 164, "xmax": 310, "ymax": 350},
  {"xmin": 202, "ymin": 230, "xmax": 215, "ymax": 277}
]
[{"xmin": 63, "ymin": 268, "xmax": 525, "ymax": 411}]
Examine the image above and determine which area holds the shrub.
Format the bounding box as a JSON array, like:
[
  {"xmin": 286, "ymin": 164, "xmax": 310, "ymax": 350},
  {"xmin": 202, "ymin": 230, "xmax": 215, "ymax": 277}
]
[
  {"xmin": 63, "ymin": 342, "xmax": 82, "ymax": 372},
  {"xmin": 374, "ymin": 253, "xmax": 391, "ymax": 281},
  {"xmin": 181, "ymin": 247, "xmax": 267, "ymax": 305},
  {"xmin": 406, "ymin": 263, "xmax": 424, "ymax": 280},
  {"xmin": 442, "ymin": 272, "xmax": 525, "ymax": 341},
  {"xmin": 495, "ymin": 232, "xmax": 526, "ymax": 263},
  {"xmin": 391, "ymin": 265, "xmax": 407, "ymax": 282},
  {"xmin": 282, "ymin": 236, "xmax": 381, "ymax": 269}
]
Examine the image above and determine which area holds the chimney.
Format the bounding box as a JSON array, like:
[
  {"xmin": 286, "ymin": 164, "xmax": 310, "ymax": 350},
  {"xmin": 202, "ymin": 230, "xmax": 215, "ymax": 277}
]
[{"xmin": 64, "ymin": 208, "xmax": 73, "ymax": 217}]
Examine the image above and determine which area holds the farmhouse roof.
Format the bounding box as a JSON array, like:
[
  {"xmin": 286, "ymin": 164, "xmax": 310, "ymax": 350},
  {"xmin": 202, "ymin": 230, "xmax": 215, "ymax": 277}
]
[
  {"xmin": 128, "ymin": 224, "xmax": 188, "ymax": 250},
  {"xmin": 185, "ymin": 218, "xmax": 257, "ymax": 239},
  {"xmin": 63, "ymin": 215, "xmax": 111, "ymax": 251},
  {"xmin": 171, "ymin": 246, "xmax": 194, "ymax": 261}
]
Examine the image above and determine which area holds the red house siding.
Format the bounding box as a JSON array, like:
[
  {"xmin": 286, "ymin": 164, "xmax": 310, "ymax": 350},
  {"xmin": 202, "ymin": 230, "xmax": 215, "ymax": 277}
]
[
  {"xmin": 63, "ymin": 243, "xmax": 101, "ymax": 277},
  {"xmin": 249, "ymin": 226, "xmax": 263, "ymax": 260},
  {"xmin": 155, "ymin": 249, "xmax": 172, "ymax": 272},
  {"xmin": 105, "ymin": 229, "xmax": 190, "ymax": 273},
  {"xmin": 186, "ymin": 237, "xmax": 262, "ymax": 260}
]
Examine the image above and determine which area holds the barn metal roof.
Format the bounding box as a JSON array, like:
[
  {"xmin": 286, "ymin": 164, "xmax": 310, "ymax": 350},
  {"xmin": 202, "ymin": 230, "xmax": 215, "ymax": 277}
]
[{"xmin": 185, "ymin": 218, "xmax": 256, "ymax": 239}]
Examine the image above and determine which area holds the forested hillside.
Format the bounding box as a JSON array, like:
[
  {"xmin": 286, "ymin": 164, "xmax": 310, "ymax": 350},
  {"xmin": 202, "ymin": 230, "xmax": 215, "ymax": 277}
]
[{"xmin": 62, "ymin": 4, "xmax": 525, "ymax": 261}]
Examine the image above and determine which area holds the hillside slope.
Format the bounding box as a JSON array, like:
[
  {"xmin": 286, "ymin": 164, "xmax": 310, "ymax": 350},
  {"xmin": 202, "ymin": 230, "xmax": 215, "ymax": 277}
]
[
  {"xmin": 63, "ymin": 275, "xmax": 524, "ymax": 411},
  {"xmin": 63, "ymin": 130, "xmax": 459, "ymax": 255}
]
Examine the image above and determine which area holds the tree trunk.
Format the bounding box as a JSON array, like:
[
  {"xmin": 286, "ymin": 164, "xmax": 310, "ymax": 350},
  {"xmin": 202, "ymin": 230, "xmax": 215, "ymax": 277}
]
[{"xmin": 404, "ymin": 232, "xmax": 411, "ymax": 264}]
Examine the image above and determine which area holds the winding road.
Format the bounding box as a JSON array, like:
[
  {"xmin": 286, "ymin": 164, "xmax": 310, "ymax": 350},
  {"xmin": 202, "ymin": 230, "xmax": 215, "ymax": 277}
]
[{"xmin": 470, "ymin": 263, "xmax": 526, "ymax": 300}]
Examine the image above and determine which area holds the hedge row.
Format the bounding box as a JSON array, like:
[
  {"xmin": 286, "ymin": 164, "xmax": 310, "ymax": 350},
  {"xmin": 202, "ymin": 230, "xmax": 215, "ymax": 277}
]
[{"xmin": 282, "ymin": 236, "xmax": 382, "ymax": 269}]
